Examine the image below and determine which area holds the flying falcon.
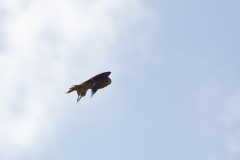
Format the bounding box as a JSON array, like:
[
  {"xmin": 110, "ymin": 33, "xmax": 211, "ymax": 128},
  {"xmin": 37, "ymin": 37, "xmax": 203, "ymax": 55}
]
[{"xmin": 66, "ymin": 71, "xmax": 112, "ymax": 102}]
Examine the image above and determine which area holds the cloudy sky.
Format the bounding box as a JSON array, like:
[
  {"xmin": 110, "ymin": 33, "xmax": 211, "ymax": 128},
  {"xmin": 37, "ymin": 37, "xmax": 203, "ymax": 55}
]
[{"xmin": 0, "ymin": 0, "xmax": 240, "ymax": 160}]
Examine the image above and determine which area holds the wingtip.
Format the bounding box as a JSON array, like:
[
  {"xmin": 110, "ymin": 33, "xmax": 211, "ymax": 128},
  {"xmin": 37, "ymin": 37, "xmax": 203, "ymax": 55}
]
[
  {"xmin": 106, "ymin": 71, "xmax": 111, "ymax": 75},
  {"xmin": 91, "ymin": 90, "xmax": 96, "ymax": 98}
]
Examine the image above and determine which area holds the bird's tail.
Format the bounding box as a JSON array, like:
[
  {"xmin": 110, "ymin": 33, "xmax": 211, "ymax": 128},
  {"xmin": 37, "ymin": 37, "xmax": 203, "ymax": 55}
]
[{"xmin": 66, "ymin": 85, "xmax": 78, "ymax": 94}]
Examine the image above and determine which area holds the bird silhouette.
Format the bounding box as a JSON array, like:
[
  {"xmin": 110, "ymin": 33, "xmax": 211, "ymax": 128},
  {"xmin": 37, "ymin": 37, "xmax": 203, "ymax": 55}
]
[{"xmin": 66, "ymin": 71, "xmax": 112, "ymax": 102}]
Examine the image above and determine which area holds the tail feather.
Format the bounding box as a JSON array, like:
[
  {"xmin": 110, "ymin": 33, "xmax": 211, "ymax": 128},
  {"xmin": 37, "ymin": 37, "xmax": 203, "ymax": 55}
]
[{"xmin": 66, "ymin": 85, "xmax": 77, "ymax": 94}]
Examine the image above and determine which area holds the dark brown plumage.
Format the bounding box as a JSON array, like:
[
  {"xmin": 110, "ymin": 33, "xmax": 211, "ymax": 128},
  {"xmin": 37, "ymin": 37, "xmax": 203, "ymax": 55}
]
[{"xmin": 66, "ymin": 72, "xmax": 112, "ymax": 102}]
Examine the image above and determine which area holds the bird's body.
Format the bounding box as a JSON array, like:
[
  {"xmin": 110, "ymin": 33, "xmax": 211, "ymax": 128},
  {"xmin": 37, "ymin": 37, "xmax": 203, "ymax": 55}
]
[{"xmin": 66, "ymin": 72, "xmax": 111, "ymax": 102}]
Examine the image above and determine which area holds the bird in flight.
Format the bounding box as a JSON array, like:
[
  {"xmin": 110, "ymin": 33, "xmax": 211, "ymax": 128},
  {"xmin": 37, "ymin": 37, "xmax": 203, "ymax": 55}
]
[{"xmin": 66, "ymin": 71, "xmax": 112, "ymax": 102}]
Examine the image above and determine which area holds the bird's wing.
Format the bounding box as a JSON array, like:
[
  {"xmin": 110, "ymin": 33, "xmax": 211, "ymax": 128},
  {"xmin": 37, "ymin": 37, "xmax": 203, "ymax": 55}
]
[
  {"xmin": 80, "ymin": 79, "xmax": 95, "ymax": 88},
  {"xmin": 90, "ymin": 72, "xmax": 111, "ymax": 97}
]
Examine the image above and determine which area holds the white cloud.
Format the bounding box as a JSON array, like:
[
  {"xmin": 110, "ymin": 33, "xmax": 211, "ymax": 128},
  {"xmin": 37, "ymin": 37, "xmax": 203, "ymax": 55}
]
[
  {"xmin": 0, "ymin": 0, "xmax": 155, "ymax": 159},
  {"xmin": 225, "ymin": 91, "xmax": 240, "ymax": 155},
  {"xmin": 197, "ymin": 79, "xmax": 240, "ymax": 158}
]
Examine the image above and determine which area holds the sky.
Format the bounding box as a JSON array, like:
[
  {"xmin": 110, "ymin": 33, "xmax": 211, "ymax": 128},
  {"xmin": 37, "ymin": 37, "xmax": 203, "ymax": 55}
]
[{"xmin": 0, "ymin": 0, "xmax": 240, "ymax": 160}]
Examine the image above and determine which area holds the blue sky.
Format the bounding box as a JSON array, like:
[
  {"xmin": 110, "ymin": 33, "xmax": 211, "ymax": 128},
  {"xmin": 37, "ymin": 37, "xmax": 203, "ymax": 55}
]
[{"xmin": 0, "ymin": 0, "xmax": 240, "ymax": 160}]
